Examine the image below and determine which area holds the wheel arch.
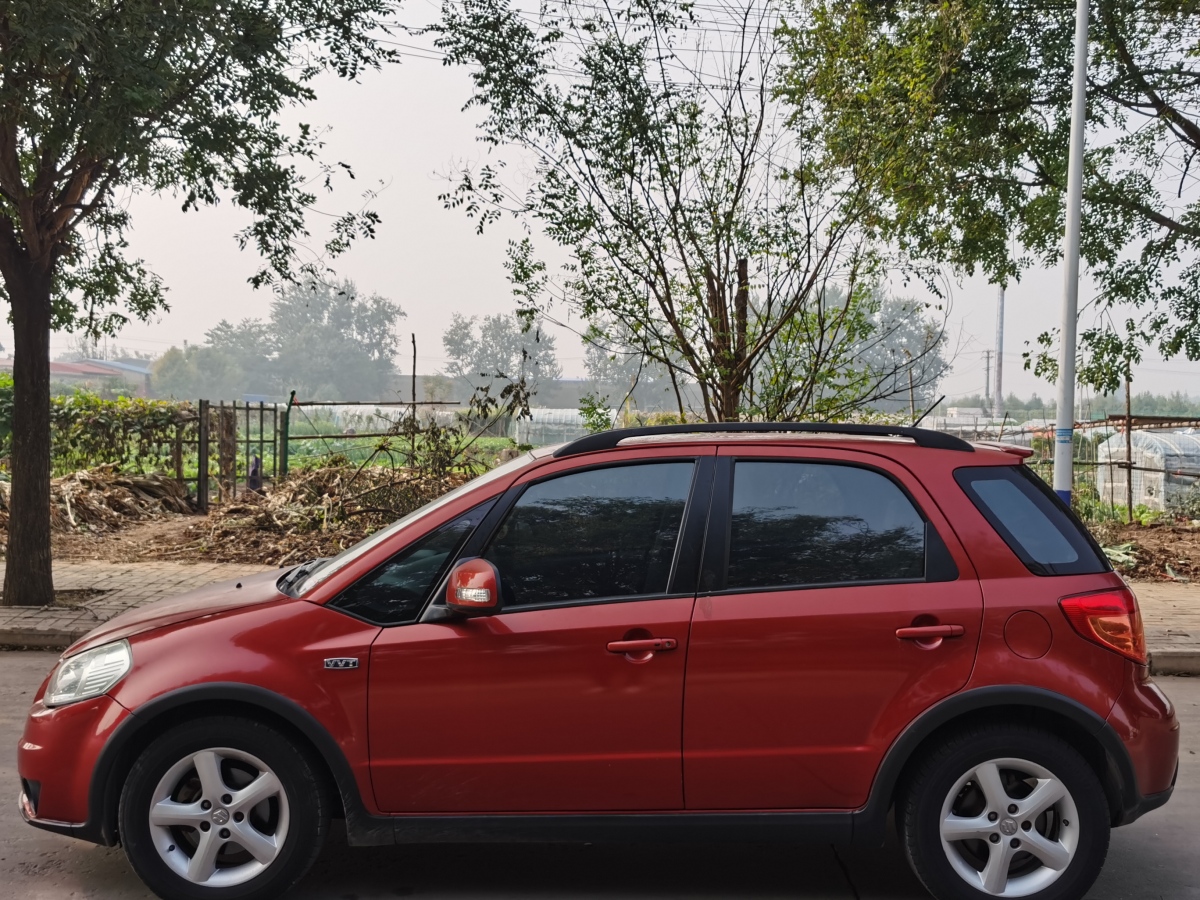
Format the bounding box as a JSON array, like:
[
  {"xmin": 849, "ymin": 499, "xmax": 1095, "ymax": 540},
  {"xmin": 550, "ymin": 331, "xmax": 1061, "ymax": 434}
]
[
  {"xmin": 90, "ymin": 683, "xmax": 393, "ymax": 848},
  {"xmin": 853, "ymin": 686, "xmax": 1136, "ymax": 846}
]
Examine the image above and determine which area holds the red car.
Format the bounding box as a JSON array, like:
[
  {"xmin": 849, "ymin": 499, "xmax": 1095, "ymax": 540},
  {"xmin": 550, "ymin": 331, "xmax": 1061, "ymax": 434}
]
[{"xmin": 19, "ymin": 424, "xmax": 1178, "ymax": 900}]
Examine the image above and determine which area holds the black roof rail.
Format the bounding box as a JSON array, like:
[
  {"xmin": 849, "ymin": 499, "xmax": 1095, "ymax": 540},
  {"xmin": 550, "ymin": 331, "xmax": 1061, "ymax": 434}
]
[{"xmin": 552, "ymin": 422, "xmax": 975, "ymax": 458}]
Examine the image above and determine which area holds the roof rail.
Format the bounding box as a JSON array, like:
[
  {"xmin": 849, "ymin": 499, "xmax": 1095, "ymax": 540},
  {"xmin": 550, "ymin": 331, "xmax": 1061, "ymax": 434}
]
[{"xmin": 552, "ymin": 422, "xmax": 975, "ymax": 458}]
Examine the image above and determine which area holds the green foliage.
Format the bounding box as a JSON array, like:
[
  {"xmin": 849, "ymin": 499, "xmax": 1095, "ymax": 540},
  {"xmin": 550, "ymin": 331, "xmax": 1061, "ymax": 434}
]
[
  {"xmin": 782, "ymin": 0, "xmax": 1200, "ymax": 394},
  {"xmin": 0, "ymin": 0, "xmax": 398, "ymax": 329},
  {"xmin": 0, "ymin": 381, "xmax": 191, "ymax": 475},
  {"xmin": 0, "ymin": 372, "xmax": 12, "ymax": 449},
  {"xmin": 152, "ymin": 279, "xmax": 404, "ymax": 400},
  {"xmin": 1167, "ymin": 483, "xmax": 1200, "ymax": 521},
  {"xmin": 578, "ymin": 393, "xmax": 615, "ymax": 434},
  {"xmin": 1101, "ymin": 541, "xmax": 1138, "ymax": 570},
  {"xmin": 47, "ymin": 392, "xmax": 192, "ymax": 475}
]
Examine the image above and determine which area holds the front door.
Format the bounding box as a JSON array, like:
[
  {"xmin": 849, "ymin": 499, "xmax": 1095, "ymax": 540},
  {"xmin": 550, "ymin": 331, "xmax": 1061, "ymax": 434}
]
[
  {"xmin": 369, "ymin": 456, "xmax": 710, "ymax": 813},
  {"xmin": 682, "ymin": 447, "xmax": 983, "ymax": 810}
]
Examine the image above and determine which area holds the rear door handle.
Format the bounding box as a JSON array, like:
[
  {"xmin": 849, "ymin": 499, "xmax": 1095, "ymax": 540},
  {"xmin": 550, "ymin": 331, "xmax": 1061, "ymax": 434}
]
[
  {"xmin": 896, "ymin": 625, "xmax": 965, "ymax": 640},
  {"xmin": 607, "ymin": 638, "xmax": 678, "ymax": 653}
]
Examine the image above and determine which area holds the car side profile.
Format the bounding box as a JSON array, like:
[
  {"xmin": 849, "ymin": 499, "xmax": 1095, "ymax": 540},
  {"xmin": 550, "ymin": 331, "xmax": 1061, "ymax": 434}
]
[{"xmin": 19, "ymin": 423, "xmax": 1178, "ymax": 900}]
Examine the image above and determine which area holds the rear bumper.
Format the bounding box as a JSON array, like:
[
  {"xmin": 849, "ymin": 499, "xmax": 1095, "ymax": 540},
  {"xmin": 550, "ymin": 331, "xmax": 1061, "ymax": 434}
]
[
  {"xmin": 1119, "ymin": 763, "xmax": 1176, "ymax": 826},
  {"xmin": 1106, "ymin": 665, "xmax": 1180, "ymax": 826}
]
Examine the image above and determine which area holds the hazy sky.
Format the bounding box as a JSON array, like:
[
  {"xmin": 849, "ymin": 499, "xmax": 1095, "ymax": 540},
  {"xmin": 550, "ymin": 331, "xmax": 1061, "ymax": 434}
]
[{"xmin": 2, "ymin": 20, "xmax": 1196, "ymax": 405}]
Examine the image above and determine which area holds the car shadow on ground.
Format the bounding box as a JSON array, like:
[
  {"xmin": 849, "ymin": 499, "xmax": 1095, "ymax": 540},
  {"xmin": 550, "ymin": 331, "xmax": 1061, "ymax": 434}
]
[{"xmin": 292, "ymin": 823, "xmax": 928, "ymax": 899}]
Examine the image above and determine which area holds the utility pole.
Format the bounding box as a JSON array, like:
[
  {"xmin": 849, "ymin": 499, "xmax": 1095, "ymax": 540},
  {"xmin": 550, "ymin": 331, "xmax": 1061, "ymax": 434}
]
[
  {"xmin": 1054, "ymin": 0, "xmax": 1091, "ymax": 505},
  {"xmin": 1125, "ymin": 374, "xmax": 1133, "ymax": 524},
  {"xmin": 983, "ymin": 350, "xmax": 991, "ymax": 411},
  {"xmin": 995, "ymin": 284, "xmax": 1005, "ymax": 419}
]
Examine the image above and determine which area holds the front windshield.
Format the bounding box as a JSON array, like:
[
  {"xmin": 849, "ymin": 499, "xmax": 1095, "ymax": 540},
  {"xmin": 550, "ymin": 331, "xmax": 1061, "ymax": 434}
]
[{"xmin": 292, "ymin": 451, "xmax": 539, "ymax": 595}]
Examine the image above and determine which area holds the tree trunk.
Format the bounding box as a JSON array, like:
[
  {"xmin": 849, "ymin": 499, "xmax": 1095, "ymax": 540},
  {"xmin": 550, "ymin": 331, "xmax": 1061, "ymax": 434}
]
[{"xmin": 1, "ymin": 262, "xmax": 54, "ymax": 607}]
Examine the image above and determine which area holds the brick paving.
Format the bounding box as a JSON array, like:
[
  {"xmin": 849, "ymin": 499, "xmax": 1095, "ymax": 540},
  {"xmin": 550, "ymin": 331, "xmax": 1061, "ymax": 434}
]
[
  {"xmin": 0, "ymin": 561, "xmax": 274, "ymax": 647},
  {"xmin": 0, "ymin": 564, "xmax": 1196, "ymax": 672}
]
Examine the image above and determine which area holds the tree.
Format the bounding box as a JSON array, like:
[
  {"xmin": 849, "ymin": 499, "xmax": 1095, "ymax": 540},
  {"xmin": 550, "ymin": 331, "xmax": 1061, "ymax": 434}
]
[
  {"xmin": 441, "ymin": 312, "xmax": 561, "ymax": 400},
  {"xmin": 152, "ymin": 344, "xmax": 248, "ymax": 401},
  {"xmin": 0, "ymin": 1, "xmax": 398, "ymax": 606},
  {"xmin": 750, "ymin": 288, "xmax": 948, "ymax": 421},
  {"xmin": 268, "ymin": 280, "xmax": 403, "ymax": 399},
  {"xmin": 435, "ymin": 0, "xmax": 943, "ymax": 422},
  {"xmin": 853, "ymin": 296, "xmax": 949, "ymax": 416},
  {"xmin": 582, "ymin": 319, "xmax": 679, "ymax": 411},
  {"xmin": 153, "ymin": 280, "xmax": 403, "ymax": 400},
  {"xmin": 783, "ymin": 0, "xmax": 1200, "ymax": 394}
]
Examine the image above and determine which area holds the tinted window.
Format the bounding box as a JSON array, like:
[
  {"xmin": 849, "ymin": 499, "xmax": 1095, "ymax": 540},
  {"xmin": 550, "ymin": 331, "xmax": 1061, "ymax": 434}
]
[
  {"xmin": 332, "ymin": 502, "xmax": 493, "ymax": 624},
  {"xmin": 955, "ymin": 465, "xmax": 1108, "ymax": 576},
  {"xmin": 484, "ymin": 462, "xmax": 694, "ymax": 606},
  {"xmin": 726, "ymin": 461, "xmax": 925, "ymax": 590}
]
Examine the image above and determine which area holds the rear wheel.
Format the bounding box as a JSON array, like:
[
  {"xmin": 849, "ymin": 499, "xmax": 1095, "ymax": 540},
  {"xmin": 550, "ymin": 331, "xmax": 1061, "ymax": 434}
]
[
  {"xmin": 119, "ymin": 716, "xmax": 329, "ymax": 900},
  {"xmin": 899, "ymin": 726, "xmax": 1110, "ymax": 900}
]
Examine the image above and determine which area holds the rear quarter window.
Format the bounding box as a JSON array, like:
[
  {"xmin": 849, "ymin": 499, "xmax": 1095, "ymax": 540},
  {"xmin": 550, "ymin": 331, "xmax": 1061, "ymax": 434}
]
[{"xmin": 954, "ymin": 465, "xmax": 1109, "ymax": 576}]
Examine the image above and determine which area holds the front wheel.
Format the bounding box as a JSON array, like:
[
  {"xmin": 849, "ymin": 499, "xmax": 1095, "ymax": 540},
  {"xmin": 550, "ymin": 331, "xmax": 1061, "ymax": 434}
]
[
  {"xmin": 119, "ymin": 716, "xmax": 329, "ymax": 900},
  {"xmin": 899, "ymin": 725, "xmax": 1110, "ymax": 900}
]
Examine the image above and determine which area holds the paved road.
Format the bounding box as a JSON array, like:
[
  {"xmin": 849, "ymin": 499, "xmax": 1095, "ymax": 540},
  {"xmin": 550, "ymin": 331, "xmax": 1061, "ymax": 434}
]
[{"xmin": 1, "ymin": 652, "xmax": 1195, "ymax": 899}]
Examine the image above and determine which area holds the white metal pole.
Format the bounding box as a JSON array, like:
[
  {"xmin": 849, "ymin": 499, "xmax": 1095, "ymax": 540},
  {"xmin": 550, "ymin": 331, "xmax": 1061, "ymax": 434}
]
[
  {"xmin": 995, "ymin": 283, "xmax": 1005, "ymax": 418},
  {"xmin": 1054, "ymin": 0, "xmax": 1090, "ymax": 505}
]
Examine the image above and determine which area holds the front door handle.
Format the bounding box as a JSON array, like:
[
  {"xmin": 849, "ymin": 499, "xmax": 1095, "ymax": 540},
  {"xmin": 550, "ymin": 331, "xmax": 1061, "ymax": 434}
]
[
  {"xmin": 607, "ymin": 638, "xmax": 678, "ymax": 653},
  {"xmin": 896, "ymin": 624, "xmax": 965, "ymax": 640}
]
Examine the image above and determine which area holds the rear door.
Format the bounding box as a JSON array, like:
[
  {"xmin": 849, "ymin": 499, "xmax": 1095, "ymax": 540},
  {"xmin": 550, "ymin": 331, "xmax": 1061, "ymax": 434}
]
[{"xmin": 682, "ymin": 446, "xmax": 982, "ymax": 810}]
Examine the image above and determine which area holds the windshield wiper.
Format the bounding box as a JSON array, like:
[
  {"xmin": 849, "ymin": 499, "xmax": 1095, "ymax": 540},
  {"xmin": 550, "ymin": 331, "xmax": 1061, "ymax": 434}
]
[{"xmin": 278, "ymin": 558, "xmax": 328, "ymax": 596}]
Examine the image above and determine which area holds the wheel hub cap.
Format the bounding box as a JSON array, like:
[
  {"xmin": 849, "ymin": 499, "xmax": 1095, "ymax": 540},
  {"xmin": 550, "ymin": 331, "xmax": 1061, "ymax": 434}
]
[{"xmin": 999, "ymin": 817, "xmax": 1017, "ymax": 836}]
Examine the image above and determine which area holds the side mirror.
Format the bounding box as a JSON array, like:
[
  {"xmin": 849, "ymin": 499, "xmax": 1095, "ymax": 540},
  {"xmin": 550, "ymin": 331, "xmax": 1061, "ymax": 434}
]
[{"xmin": 445, "ymin": 558, "xmax": 502, "ymax": 617}]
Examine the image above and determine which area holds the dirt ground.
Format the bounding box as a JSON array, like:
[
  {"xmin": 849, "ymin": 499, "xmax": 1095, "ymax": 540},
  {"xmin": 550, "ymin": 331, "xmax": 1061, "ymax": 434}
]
[
  {"xmin": 48, "ymin": 515, "xmax": 199, "ymax": 563},
  {"xmin": 1090, "ymin": 522, "xmax": 1200, "ymax": 583}
]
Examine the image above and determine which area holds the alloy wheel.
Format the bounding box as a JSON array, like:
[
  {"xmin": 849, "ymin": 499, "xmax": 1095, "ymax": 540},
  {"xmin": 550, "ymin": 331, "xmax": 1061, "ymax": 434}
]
[
  {"xmin": 938, "ymin": 757, "xmax": 1079, "ymax": 898},
  {"xmin": 146, "ymin": 746, "xmax": 291, "ymax": 888}
]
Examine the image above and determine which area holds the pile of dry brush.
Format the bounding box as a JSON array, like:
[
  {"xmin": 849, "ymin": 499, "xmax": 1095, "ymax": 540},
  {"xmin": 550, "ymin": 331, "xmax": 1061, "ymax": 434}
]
[
  {"xmin": 0, "ymin": 467, "xmax": 192, "ymax": 551},
  {"xmin": 155, "ymin": 461, "xmax": 471, "ymax": 565}
]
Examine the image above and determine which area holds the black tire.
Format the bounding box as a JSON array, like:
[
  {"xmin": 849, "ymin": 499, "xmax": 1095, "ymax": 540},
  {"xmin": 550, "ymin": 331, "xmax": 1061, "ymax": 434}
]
[
  {"xmin": 898, "ymin": 724, "xmax": 1110, "ymax": 900},
  {"xmin": 119, "ymin": 716, "xmax": 330, "ymax": 900}
]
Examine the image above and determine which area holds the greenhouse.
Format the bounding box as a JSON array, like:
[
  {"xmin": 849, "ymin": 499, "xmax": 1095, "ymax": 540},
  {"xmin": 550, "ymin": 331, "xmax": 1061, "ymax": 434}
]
[
  {"xmin": 510, "ymin": 408, "xmax": 614, "ymax": 447},
  {"xmin": 1096, "ymin": 430, "xmax": 1200, "ymax": 511}
]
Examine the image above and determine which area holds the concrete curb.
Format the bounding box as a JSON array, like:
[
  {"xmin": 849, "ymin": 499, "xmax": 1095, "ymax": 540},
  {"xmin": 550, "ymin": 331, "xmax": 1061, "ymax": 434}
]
[
  {"xmin": 0, "ymin": 628, "xmax": 80, "ymax": 649},
  {"xmin": 1150, "ymin": 649, "xmax": 1200, "ymax": 676}
]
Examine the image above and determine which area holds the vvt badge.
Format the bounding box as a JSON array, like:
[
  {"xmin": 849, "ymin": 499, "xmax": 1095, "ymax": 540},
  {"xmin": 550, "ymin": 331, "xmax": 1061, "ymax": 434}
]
[{"xmin": 324, "ymin": 658, "xmax": 359, "ymax": 669}]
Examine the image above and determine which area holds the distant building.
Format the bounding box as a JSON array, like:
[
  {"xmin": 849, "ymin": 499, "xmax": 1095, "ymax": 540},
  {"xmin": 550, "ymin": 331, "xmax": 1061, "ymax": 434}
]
[{"xmin": 0, "ymin": 357, "xmax": 152, "ymax": 396}]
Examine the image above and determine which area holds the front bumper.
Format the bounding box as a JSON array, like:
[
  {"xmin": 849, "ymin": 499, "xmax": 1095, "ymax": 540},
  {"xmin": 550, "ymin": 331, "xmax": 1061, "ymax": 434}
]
[{"xmin": 17, "ymin": 693, "xmax": 130, "ymax": 844}]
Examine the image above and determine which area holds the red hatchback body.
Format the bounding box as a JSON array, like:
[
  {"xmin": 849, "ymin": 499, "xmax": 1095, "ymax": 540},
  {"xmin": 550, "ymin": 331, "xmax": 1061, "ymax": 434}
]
[{"xmin": 18, "ymin": 424, "xmax": 1179, "ymax": 900}]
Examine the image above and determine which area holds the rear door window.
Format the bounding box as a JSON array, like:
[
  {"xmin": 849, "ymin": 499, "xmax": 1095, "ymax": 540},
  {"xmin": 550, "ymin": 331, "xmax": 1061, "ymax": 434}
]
[
  {"xmin": 954, "ymin": 465, "xmax": 1108, "ymax": 576},
  {"xmin": 725, "ymin": 461, "xmax": 927, "ymax": 590}
]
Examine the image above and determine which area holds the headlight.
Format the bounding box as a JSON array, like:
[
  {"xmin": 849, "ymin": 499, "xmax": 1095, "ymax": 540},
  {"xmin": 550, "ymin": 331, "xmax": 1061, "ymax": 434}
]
[{"xmin": 44, "ymin": 640, "xmax": 132, "ymax": 708}]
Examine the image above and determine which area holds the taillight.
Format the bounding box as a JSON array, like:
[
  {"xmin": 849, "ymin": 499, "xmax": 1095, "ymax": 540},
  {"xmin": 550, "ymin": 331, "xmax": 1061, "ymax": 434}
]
[{"xmin": 1059, "ymin": 587, "xmax": 1147, "ymax": 664}]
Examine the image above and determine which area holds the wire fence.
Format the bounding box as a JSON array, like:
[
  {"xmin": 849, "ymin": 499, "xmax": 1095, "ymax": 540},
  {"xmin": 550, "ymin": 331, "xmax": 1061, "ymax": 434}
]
[{"xmin": 177, "ymin": 398, "xmax": 1200, "ymax": 525}]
